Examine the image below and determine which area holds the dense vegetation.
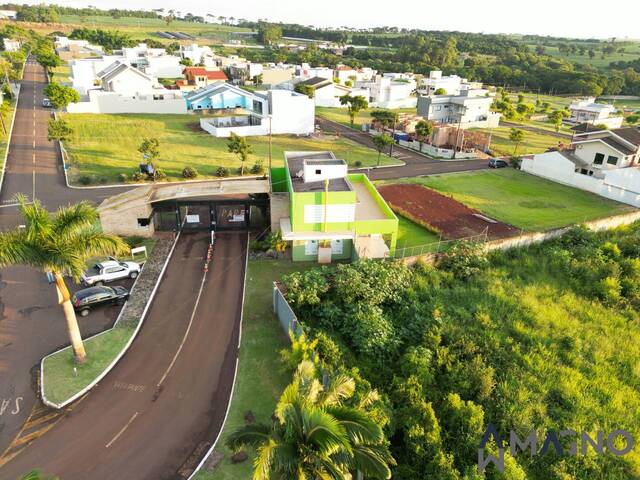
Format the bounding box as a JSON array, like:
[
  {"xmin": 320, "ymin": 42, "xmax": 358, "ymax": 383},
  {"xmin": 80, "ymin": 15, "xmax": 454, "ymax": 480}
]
[{"xmin": 281, "ymin": 224, "xmax": 640, "ymax": 479}]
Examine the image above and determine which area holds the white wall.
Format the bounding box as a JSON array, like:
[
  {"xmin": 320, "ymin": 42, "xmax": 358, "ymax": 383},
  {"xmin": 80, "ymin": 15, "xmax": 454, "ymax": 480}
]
[
  {"xmin": 71, "ymin": 56, "xmax": 124, "ymax": 95},
  {"xmin": 522, "ymin": 151, "xmax": 640, "ymax": 207},
  {"xmin": 269, "ymin": 90, "xmax": 315, "ymax": 135},
  {"xmin": 145, "ymin": 56, "xmax": 183, "ymax": 78},
  {"xmin": 67, "ymin": 91, "xmax": 187, "ymax": 114}
]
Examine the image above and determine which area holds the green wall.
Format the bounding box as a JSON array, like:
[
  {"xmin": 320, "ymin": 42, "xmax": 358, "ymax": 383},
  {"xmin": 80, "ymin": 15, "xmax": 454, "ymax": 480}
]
[
  {"xmin": 292, "ymin": 239, "xmax": 353, "ymax": 261},
  {"xmin": 270, "ymin": 167, "xmax": 288, "ymax": 193}
]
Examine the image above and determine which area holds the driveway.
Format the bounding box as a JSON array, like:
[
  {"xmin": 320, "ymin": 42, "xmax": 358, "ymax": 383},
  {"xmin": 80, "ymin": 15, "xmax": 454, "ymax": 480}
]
[
  {"xmin": 315, "ymin": 116, "xmax": 489, "ymax": 180},
  {"xmin": 1, "ymin": 232, "xmax": 247, "ymax": 480}
]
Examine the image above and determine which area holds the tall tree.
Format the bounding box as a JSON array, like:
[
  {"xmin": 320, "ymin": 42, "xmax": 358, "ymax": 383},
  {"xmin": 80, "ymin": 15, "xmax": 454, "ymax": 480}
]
[
  {"xmin": 227, "ymin": 361, "xmax": 395, "ymax": 479},
  {"xmin": 414, "ymin": 119, "xmax": 433, "ymax": 151},
  {"xmin": 509, "ymin": 128, "xmax": 525, "ymax": 156},
  {"xmin": 339, "ymin": 94, "xmax": 368, "ymax": 128},
  {"xmin": 43, "ymin": 82, "xmax": 80, "ymax": 110},
  {"xmin": 227, "ymin": 133, "xmax": 253, "ymax": 175},
  {"xmin": 0, "ymin": 196, "xmax": 128, "ymax": 363},
  {"xmin": 372, "ymin": 133, "xmax": 394, "ymax": 167}
]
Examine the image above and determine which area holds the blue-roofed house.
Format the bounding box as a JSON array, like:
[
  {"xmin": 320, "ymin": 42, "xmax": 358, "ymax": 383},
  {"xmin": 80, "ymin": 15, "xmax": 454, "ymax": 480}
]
[{"xmin": 185, "ymin": 82, "xmax": 268, "ymax": 114}]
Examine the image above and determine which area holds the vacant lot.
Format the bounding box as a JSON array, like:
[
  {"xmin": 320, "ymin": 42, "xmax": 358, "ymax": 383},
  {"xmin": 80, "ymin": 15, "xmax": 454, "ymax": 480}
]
[
  {"xmin": 316, "ymin": 106, "xmax": 416, "ymax": 130},
  {"xmin": 410, "ymin": 169, "xmax": 634, "ymax": 231},
  {"xmin": 473, "ymin": 126, "xmax": 562, "ymax": 157},
  {"xmin": 379, "ymin": 183, "xmax": 518, "ymax": 239},
  {"xmin": 62, "ymin": 113, "xmax": 398, "ymax": 184}
]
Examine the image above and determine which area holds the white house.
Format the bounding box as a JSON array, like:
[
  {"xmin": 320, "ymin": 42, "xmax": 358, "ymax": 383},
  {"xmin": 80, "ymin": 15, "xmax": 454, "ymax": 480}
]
[
  {"xmin": 192, "ymin": 83, "xmax": 315, "ymax": 137},
  {"xmin": 294, "ymin": 77, "xmax": 368, "ymax": 108},
  {"xmin": 521, "ymin": 126, "xmax": 640, "ymax": 207},
  {"xmin": 54, "ymin": 36, "xmax": 103, "ymax": 60},
  {"xmin": 229, "ymin": 61, "xmax": 264, "ymax": 83},
  {"xmin": 296, "ymin": 64, "xmax": 334, "ymax": 81},
  {"xmin": 0, "ymin": 9, "xmax": 17, "ymax": 20},
  {"xmin": 419, "ymin": 70, "xmax": 480, "ymax": 95},
  {"xmin": 567, "ymin": 97, "xmax": 623, "ymax": 129},
  {"xmin": 71, "ymin": 56, "xmax": 126, "ymax": 95},
  {"xmin": 67, "ymin": 61, "xmax": 187, "ymax": 114},
  {"xmin": 334, "ymin": 65, "xmax": 357, "ymax": 84},
  {"xmin": 116, "ymin": 43, "xmax": 183, "ymax": 78},
  {"xmin": 417, "ymin": 88, "xmax": 501, "ymax": 128},
  {"xmin": 3, "ymin": 38, "xmax": 20, "ymax": 52},
  {"xmin": 179, "ymin": 43, "xmax": 216, "ymax": 67},
  {"xmin": 355, "ymin": 75, "xmax": 416, "ymax": 109}
]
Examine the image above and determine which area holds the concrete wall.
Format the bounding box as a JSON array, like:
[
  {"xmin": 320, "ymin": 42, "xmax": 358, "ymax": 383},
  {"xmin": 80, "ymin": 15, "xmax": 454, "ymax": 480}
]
[
  {"xmin": 521, "ymin": 151, "xmax": 640, "ymax": 207},
  {"xmin": 99, "ymin": 202, "xmax": 155, "ymax": 238},
  {"xmin": 269, "ymin": 90, "xmax": 315, "ymax": 135},
  {"xmin": 398, "ymin": 139, "xmax": 477, "ymax": 159},
  {"xmin": 67, "ymin": 91, "xmax": 188, "ymax": 114}
]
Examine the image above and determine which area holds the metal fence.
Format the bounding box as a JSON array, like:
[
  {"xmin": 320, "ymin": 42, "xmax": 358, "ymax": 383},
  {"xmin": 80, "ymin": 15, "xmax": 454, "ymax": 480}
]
[
  {"xmin": 391, "ymin": 230, "xmax": 489, "ymax": 259},
  {"xmin": 273, "ymin": 282, "xmax": 303, "ymax": 338}
]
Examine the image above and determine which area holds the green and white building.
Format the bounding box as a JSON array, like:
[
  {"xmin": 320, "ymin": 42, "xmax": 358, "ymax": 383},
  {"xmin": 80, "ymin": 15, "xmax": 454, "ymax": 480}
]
[{"xmin": 270, "ymin": 151, "xmax": 398, "ymax": 262}]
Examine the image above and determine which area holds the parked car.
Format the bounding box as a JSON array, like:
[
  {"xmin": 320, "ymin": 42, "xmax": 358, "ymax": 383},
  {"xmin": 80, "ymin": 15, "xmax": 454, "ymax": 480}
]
[
  {"xmin": 42, "ymin": 97, "xmax": 52, "ymax": 108},
  {"xmin": 71, "ymin": 285, "xmax": 130, "ymax": 317},
  {"xmin": 81, "ymin": 259, "xmax": 140, "ymax": 286},
  {"xmin": 488, "ymin": 158, "xmax": 508, "ymax": 168}
]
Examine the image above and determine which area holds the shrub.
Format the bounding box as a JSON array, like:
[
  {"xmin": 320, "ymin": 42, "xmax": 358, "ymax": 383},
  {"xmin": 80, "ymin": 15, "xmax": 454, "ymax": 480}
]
[
  {"xmin": 437, "ymin": 241, "xmax": 488, "ymax": 280},
  {"xmin": 78, "ymin": 175, "xmax": 93, "ymax": 185},
  {"xmin": 596, "ymin": 276, "xmax": 622, "ymax": 304},
  {"xmin": 118, "ymin": 173, "xmax": 128, "ymax": 183},
  {"xmin": 282, "ymin": 269, "xmax": 330, "ymax": 307},
  {"xmin": 216, "ymin": 166, "xmax": 229, "ymax": 177},
  {"xmin": 125, "ymin": 236, "xmax": 145, "ymax": 248},
  {"xmin": 154, "ymin": 169, "xmax": 167, "ymax": 180},
  {"xmin": 509, "ymin": 156, "xmax": 521, "ymax": 168},
  {"xmin": 250, "ymin": 161, "xmax": 265, "ymax": 175},
  {"xmin": 182, "ymin": 166, "xmax": 198, "ymax": 179},
  {"xmin": 98, "ymin": 176, "xmax": 108, "ymax": 184},
  {"xmin": 354, "ymin": 160, "xmax": 363, "ymax": 167},
  {"xmin": 132, "ymin": 172, "xmax": 146, "ymax": 182}
]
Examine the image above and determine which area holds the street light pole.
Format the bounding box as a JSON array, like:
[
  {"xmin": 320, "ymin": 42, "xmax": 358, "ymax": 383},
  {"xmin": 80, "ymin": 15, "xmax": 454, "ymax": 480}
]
[{"xmin": 389, "ymin": 111, "xmax": 398, "ymax": 159}]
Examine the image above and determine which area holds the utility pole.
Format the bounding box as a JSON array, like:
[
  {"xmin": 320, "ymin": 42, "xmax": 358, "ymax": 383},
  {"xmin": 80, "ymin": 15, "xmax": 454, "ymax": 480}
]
[
  {"xmin": 389, "ymin": 111, "xmax": 398, "ymax": 159},
  {"xmin": 268, "ymin": 115, "xmax": 272, "ymax": 193}
]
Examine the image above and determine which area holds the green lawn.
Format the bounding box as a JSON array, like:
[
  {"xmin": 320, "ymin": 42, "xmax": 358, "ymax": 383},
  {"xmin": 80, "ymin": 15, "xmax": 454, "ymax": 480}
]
[
  {"xmin": 473, "ymin": 126, "xmax": 562, "ymax": 157},
  {"xmin": 395, "ymin": 216, "xmax": 440, "ymax": 252},
  {"xmin": 194, "ymin": 259, "xmax": 316, "ymax": 480},
  {"xmin": 51, "ymin": 64, "xmax": 72, "ymax": 85},
  {"xmin": 0, "ymin": 97, "xmax": 17, "ymax": 184},
  {"xmin": 526, "ymin": 42, "xmax": 640, "ymax": 68},
  {"xmin": 408, "ymin": 169, "xmax": 635, "ymax": 231},
  {"xmin": 316, "ymin": 106, "xmax": 416, "ymax": 130},
  {"xmin": 506, "ymin": 91, "xmax": 573, "ymax": 111},
  {"xmin": 62, "ymin": 113, "xmax": 400, "ymax": 185},
  {"xmin": 42, "ymin": 325, "xmax": 134, "ymax": 405}
]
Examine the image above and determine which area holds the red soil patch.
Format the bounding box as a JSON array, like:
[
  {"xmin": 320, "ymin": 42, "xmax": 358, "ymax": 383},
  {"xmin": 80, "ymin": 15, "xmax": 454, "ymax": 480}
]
[{"xmin": 378, "ymin": 183, "xmax": 518, "ymax": 240}]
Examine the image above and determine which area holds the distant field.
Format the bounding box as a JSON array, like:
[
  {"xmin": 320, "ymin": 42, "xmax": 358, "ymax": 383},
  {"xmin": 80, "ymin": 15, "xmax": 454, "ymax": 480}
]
[
  {"xmin": 412, "ymin": 169, "xmax": 634, "ymax": 231},
  {"xmin": 473, "ymin": 126, "xmax": 562, "ymax": 156},
  {"xmin": 526, "ymin": 42, "xmax": 640, "ymax": 68},
  {"xmin": 316, "ymin": 106, "xmax": 416, "ymax": 130},
  {"xmin": 506, "ymin": 91, "xmax": 573, "ymax": 110},
  {"xmin": 62, "ymin": 113, "xmax": 400, "ymax": 184}
]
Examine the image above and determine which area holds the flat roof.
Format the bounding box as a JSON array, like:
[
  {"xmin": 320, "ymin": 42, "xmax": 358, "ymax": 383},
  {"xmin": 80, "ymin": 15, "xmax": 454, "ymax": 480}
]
[{"xmin": 285, "ymin": 151, "xmax": 352, "ymax": 193}]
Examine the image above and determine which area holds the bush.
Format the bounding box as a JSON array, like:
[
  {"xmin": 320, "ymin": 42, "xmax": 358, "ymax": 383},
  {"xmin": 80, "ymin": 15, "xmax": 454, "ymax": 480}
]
[
  {"xmin": 78, "ymin": 175, "xmax": 93, "ymax": 185},
  {"xmin": 125, "ymin": 236, "xmax": 145, "ymax": 248},
  {"xmin": 282, "ymin": 269, "xmax": 330, "ymax": 307},
  {"xmin": 154, "ymin": 169, "xmax": 167, "ymax": 180},
  {"xmin": 250, "ymin": 161, "xmax": 265, "ymax": 175},
  {"xmin": 182, "ymin": 166, "xmax": 198, "ymax": 179},
  {"xmin": 354, "ymin": 160, "xmax": 363, "ymax": 167},
  {"xmin": 118, "ymin": 173, "xmax": 128, "ymax": 183},
  {"xmin": 132, "ymin": 172, "xmax": 146, "ymax": 182},
  {"xmin": 509, "ymin": 156, "xmax": 521, "ymax": 168},
  {"xmin": 437, "ymin": 241, "xmax": 488, "ymax": 280},
  {"xmin": 216, "ymin": 166, "xmax": 229, "ymax": 177}
]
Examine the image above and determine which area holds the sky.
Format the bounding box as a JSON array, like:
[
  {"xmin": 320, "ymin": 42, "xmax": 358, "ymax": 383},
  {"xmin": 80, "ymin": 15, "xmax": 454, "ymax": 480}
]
[{"xmin": 22, "ymin": 0, "xmax": 640, "ymax": 40}]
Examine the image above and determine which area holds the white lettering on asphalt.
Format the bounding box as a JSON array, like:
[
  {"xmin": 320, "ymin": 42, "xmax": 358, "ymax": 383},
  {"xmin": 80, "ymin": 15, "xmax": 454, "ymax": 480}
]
[{"xmin": 0, "ymin": 397, "xmax": 22, "ymax": 416}]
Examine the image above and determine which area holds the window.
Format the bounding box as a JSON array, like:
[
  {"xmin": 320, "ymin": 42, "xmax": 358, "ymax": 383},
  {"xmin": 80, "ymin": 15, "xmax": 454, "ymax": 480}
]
[
  {"xmin": 435, "ymin": 105, "xmax": 441, "ymax": 111},
  {"xmin": 315, "ymin": 169, "xmax": 322, "ymax": 175},
  {"xmin": 305, "ymin": 240, "xmax": 318, "ymax": 256},
  {"xmin": 137, "ymin": 217, "xmax": 151, "ymax": 227},
  {"xmin": 607, "ymin": 155, "xmax": 618, "ymax": 166},
  {"xmin": 593, "ymin": 153, "xmax": 605, "ymax": 165}
]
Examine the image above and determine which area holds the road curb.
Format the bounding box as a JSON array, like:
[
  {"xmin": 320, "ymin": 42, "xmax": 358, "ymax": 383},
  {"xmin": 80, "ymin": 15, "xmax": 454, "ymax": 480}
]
[
  {"xmin": 40, "ymin": 233, "xmax": 181, "ymax": 409},
  {"xmin": 187, "ymin": 232, "xmax": 250, "ymax": 479},
  {"xmin": 0, "ymin": 75, "xmax": 24, "ymax": 196}
]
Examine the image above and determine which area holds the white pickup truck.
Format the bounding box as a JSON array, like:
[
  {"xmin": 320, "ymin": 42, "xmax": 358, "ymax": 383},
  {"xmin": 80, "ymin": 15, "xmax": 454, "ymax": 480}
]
[{"xmin": 81, "ymin": 259, "xmax": 141, "ymax": 286}]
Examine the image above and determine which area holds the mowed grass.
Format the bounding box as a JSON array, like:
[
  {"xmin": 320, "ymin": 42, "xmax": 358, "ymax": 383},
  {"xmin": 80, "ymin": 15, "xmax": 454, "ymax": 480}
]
[
  {"xmin": 317, "ymin": 106, "xmax": 416, "ymax": 130},
  {"xmin": 395, "ymin": 216, "xmax": 440, "ymax": 250},
  {"xmin": 194, "ymin": 259, "xmax": 317, "ymax": 480},
  {"xmin": 42, "ymin": 325, "xmax": 134, "ymax": 405},
  {"xmin": 0, "ymin": 98, "xmax": 17, "ymax": 181},
  {"xmin": 51, "ymin": 64, "xmax": 72, "ymax": 85},
  {"xmin": 62, "ymin": 113, "xmax": 399, "ymax": 184},
  {"xmin": 410, "ymin": 169, "xmax": 635, "ymax": 231},
  {"xmin": 473, "ymin": 126, "xmax": 562, "ymax": 157}
]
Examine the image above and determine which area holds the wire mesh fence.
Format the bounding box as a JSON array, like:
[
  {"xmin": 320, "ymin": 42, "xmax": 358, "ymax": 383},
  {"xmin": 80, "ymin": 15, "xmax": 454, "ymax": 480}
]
[{"xmin": 391, "ymin": 229, "xmax": 489, "ymax": 259}]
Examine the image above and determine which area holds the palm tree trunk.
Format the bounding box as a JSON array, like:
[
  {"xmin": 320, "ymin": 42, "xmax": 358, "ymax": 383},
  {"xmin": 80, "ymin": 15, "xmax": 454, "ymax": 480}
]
[{"xmin": 54, "ymin": 273, "xmax": 86, "ymax": 363}]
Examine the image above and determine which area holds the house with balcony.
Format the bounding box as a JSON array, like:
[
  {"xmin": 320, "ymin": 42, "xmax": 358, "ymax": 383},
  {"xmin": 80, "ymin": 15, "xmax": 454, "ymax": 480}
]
[
  {"xmin": 270, "ymin": 151, "xmax": 398, "ymax": 262},
  {"xmin": 521, "ymin": 126, "xmax": 640, "ymax": 207},
  {"xmin": 417, "ymin": 88, "xmax": 501, "ymax": 128},
  {"xmin": 418, "ymin": 70, "xmax": 481, "ymax": 95},
  {"xmin": 355, "ymin": 75, "xmax": 416, "ymax": 109},
  {"xmin": 567, "ymin": 97, "xmax": 623, "ymax": 129},
  {"xmin": 190, "ymin": 83, "xmax": 314, "ymax": 137}
]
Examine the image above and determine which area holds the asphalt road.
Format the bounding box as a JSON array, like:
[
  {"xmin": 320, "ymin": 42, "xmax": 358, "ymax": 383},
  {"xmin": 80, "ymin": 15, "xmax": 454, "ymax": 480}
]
[
  {"xmin": 1, "ymin": 231, "xmax": 247, "ymax": 480},
  {"xmin": 0, "ymin": 59, "xmax": 131, "ymax": 459},
  {"xmin": 315, "ymin": 116, "xmax": 489, "ymax": 180}
]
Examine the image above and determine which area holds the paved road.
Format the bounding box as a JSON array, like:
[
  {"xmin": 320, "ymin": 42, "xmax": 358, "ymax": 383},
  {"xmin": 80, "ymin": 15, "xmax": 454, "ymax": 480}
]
[
  {"xmin": 316, "ymin": 116, "xmax": 489, "ymax": 180},
  {"xmin": 0, "ymin": 59, "xmax": 131, "ymax": 458},
  {"xmin": 1, "ymin": 232, "xmax": 247, "ymax": 479}
]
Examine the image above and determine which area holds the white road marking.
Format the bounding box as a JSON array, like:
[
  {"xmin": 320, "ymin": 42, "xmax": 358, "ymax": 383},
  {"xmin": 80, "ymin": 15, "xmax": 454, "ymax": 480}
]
[
  {"xmin": 156, "ymin": 269, "xmax": 208, "ymax": 388},
  {"xmin": 105, "ymin": 412, "xmax": 139, "ymax": 449}
]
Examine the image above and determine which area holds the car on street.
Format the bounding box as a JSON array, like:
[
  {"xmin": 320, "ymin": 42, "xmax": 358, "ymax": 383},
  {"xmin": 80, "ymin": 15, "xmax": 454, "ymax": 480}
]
[
  {"xmin": 71, "ymin": 285, "xmax": 130, "ymax": 317},
  {"xmin": 81, "ymin": 259, "xmax": 141, "ymax": 286},
  {"xmin": 42, "ymin": 97, "xmax": 52, "ymax": 108},
  {"xmin": 488, "ymin": 158, "xmax": 509, "ymax": 168}
]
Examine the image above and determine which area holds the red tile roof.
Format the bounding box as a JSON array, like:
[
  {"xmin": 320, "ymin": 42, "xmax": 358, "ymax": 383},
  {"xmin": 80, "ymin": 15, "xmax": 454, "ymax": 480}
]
[{"xmin": 184, "ymin": 67, "xmax": 227, "ymax": 81}]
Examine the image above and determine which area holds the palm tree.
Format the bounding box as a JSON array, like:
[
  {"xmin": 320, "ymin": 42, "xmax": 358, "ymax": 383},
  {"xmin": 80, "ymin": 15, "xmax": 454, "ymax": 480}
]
[
  {"xmin": 227, "ymin": 361, "xmax": 395, "ymax": 479},
  {"xmin": 0, "ymin": 196, "xmax": 128, "ymax": 363}
]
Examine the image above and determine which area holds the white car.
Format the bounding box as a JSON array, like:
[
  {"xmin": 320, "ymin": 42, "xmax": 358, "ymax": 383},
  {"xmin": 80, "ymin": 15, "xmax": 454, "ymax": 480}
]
[{"xmin": 81, "ymin": 260, "xmax": 141, "ymax": 286}]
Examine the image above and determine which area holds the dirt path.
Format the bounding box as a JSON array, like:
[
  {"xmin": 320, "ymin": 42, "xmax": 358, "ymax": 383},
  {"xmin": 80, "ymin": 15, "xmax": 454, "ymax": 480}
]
[{"xmin": 0, "ymin": 232, "xmax": 247, "ymax": 480}]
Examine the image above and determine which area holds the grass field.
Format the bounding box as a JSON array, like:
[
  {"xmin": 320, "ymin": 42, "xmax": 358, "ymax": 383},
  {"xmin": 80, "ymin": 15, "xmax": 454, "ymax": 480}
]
[
  {"xmin": 473, "ymin": 126, "xmax": 563, "ymax": 157},
  {"xmin": 42, "ymin": 325, "xmax": 134, "ymax": 405},
  {"xmin": 316, "ymin": 106, "xmax": 416, "ymax": 130},
  {"xmin": 0, "ymin": 97, "xmax": 17, "ymax": 185},
  {"xmin": 194, "ymin": 259, "xmax": 316, "ymax": 480},
  {"xmin": 51, "ymin": 64, "xmax": 72, "ymax": 85},
  {"xmin": 395, "ymin": 216, "xmax": 440, "ymax": 250},
  {"xmin": 408, "ymin": 169, "xmax": 634, "ymax": 231},
  {"xmin": 62, "ymin": 113, "xmax": 400, "ymax": 184},
  {"xmin": 526, "ymin": 42, "xmax": 640, "ymax": 68}
]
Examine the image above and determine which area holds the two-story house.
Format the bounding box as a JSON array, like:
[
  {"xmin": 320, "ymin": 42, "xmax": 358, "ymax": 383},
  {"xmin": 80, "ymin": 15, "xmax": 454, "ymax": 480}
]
[
  {"xmin": 270, "ymin": 151, "xmax": 398, "ymax": 262},
  {"xmin": 567, "ymin": 97, "xmax": 623, "ymax": 129},
  {"xmin": 521, "ymin": 126, "xmax": 640, "ymax": 207},
  {"xmin": 417, "ymin": 88, "xmax": 501, "ymax": 128},
  {"xmin": 175, "ymin": 67, "xmax": 228, "ymax": 92}
]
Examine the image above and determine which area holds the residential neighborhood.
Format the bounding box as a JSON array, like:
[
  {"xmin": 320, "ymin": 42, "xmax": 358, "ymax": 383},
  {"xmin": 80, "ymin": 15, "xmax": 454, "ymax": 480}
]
[{"xmin": 0, "ymin": 3, "xmax": 639, "ymax": 480}]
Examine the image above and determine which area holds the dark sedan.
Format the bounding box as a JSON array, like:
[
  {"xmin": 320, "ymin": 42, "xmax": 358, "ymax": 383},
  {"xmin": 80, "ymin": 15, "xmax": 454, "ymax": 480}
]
[{"xmin": 71, "ymin": 286, "xmax": 130, "ymax": 317}]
